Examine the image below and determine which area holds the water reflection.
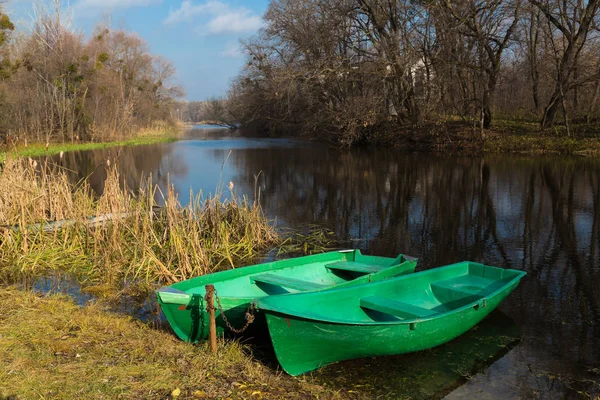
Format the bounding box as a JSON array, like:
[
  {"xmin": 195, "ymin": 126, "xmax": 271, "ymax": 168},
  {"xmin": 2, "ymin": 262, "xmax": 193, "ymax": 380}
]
[
  {"xmin": 44, "ymin": 139, "xmax": 192, "ymax": 201},
  {"xmin": 231, "ymin": 149, "xmax": 600, "ymax": 397},
  {"xmin": 53, "ymin": 130, "xmax": 600, "ymax": 397},
  {"xmin": 313, "ymin": 311, "xmax": 521, "ymax": 399}
]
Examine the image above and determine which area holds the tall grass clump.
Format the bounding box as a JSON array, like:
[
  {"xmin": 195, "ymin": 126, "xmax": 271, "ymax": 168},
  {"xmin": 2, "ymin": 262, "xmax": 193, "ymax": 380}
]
[{"xmin": 0, "ymin": 157, "xmax": 278, "ymax": 288}]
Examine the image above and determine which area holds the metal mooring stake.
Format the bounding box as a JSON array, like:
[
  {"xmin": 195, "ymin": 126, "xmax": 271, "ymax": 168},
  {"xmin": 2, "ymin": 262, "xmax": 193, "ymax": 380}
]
[{"xmin": 205, "ymin": 284, "xmax": 217, "ymax": 353}]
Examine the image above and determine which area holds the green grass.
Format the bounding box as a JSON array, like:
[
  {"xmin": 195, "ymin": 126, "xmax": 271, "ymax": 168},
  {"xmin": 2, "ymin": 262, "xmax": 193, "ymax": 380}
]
[
  {"xmin": 474, "ymin": 118, "xmax": 600, "ymax": 154},
  {"xmin": 483, "ymin": 121, "xmax": 600, "ymax": 155},
  {"xmin": 0, "ymin": 134, "xmax": 179, "ymax": 162},
  {"xmin": 0, "ymin": 288, "xmax": 345, "ymax": 399}
]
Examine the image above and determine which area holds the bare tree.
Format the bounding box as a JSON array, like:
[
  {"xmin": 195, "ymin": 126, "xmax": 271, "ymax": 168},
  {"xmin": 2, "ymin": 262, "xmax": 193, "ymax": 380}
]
[
  {"xmin": 0, "ymin": 2, "xmax": 182, "ymax": 145},
  {"xmin": 441, "ymin": 0, "xmax": 521, "ymax": 129},
  {"xmin": 530, "ymin": 0, "xmax": 600, "ymax": 128}
]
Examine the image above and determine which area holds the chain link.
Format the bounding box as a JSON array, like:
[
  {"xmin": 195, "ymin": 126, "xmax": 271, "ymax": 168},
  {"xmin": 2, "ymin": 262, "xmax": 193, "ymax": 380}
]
[{"xmin": 210, "ymin": 288, "xmax": 256, "ymax": 334}]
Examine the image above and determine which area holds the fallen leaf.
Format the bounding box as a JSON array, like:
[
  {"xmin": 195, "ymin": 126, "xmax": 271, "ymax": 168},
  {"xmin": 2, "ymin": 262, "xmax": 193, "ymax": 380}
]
[{"xmin": 172, "ymin": 388, "xmax": 181, "ymax": 398}]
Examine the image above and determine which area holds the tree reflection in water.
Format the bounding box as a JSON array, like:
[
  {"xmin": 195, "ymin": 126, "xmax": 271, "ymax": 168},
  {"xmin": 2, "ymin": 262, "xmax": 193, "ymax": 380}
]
[
  {"xmin": 46, "ymin": 142, "xmax": 187, "ymax": 203},
  {"xmin": 229, "ymin": 148, "xmax": 600, "ymax": 397}
]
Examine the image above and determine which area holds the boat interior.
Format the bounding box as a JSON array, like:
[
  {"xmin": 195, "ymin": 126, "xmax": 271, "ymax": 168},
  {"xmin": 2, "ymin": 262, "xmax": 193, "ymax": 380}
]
[
  {"xmin": 176, "ymin": 250, "xmax": 413, "ymax": 298},
  {"xmin": 259, "ymin": 262, "xmax": 525, "ymax": 324}
]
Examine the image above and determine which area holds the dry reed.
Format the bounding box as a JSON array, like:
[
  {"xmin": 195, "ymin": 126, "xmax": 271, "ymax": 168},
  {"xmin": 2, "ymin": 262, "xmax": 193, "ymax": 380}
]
[{"xmin": 0, "ymin": 157, "xmax": 278, "ymax": 287}]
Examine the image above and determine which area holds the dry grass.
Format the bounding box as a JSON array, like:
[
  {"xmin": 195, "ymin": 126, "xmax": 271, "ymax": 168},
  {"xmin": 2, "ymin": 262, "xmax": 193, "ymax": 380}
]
[
  {"xmin": 0, "ymin": 287, "xmax": 345, "ymax": 399},
  {"xmin": 0, "ymin": 157, "xmax": 278, "ymax": 288}
]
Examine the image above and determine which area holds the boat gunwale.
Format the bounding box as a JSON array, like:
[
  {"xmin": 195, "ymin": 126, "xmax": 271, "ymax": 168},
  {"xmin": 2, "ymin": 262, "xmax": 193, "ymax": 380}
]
[
  {"xmin": 258, "ymin": 262, "xmax": 526, "ymax": 326},
  {"xmin": 157, "ymin": 260, "xmax": 417, "ymax": 305},
  {"xmin": 156, "ymin": 249, "xmax": 358, "ymax": 294},
  {"xmin": 156, "ymin": 250, "xmax": 414, "ymax": 304}
]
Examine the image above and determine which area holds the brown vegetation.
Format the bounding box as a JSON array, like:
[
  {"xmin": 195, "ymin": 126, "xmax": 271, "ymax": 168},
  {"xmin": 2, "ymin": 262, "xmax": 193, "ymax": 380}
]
[
  {"xmin": 0, "ymin": 1, "xmax": 182, "ymax": 147},
  {"xmin": 225, "ymin": 0, "xmax": 600, "ymax": 146},
  {"xmin": 0, "ymin": 158, "xmax": 277, "ymax": 287}
]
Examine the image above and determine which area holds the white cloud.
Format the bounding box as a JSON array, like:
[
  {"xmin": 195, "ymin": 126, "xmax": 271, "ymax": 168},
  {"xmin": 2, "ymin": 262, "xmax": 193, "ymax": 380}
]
[
  {"xmin": 75, "ymin": 0, "xmax": 160, "ymax": 12},
  {"xmin": 164, "ymin": 1, "xmax": 264, "ymax": 34},
  {"xmin": 220, "ymin": 43, "xmax": 241, "ymax": 58},
  {"xmin": 164, "ymin": 1, "xmax": 226, "ymax": 25},
  {"xmin": 206, "ymin": 9, "xmax": 262, "ymax": 34}
]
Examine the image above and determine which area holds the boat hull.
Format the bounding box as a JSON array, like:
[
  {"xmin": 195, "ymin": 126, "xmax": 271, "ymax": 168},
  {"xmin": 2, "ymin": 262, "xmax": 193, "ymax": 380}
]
[
  {"xmin": 259, "ymin": 261, "xmax": 526, "ymax": 376},
  {"xmin": 159, "ymin": 295, "xmax": 262, "ymax": 342},
  {"xmin": 264, "ymin": 281, "xmax": 517, "ymax": 376},
  {"xmin": 157, "ymin": 250, "xmax": 417, "ymax": 342}
]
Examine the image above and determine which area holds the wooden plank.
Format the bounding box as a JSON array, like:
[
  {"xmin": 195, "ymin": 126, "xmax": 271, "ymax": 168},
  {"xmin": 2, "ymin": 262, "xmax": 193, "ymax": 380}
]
[
  {"xmin": 360, "ymin": 296, "xmax": 437, "ymax": 319},
  {"xmin": 326, "ymin": 261, "xmax": 384, "ymax": 274},
  {"xmin": 251, "ymin": 274, "xmax": 326, "ymax": 291},
  {"xmin": 1, "ymin": 206, "xmax": 162, "ymax": 233}
]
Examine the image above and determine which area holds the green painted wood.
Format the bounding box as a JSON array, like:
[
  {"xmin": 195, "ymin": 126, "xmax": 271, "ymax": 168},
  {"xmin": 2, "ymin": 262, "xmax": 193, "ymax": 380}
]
[
  {"xmin": 360, "ymin": 296, "xmax": 437, "ymax": 319},
  {"xmin": 258, "ymin": 261, "xmax": 526, "ymax": 376},
  {"xmin": 251, "ymin": 274, "xmax": 327, "ymax": 291},
  {"xmin": 156, "ymin": 250, "xmax": 417, "ymax": 342},
  {"xmin": 326, "ymin": 261, "xmax": 384, "ymax": 274}
]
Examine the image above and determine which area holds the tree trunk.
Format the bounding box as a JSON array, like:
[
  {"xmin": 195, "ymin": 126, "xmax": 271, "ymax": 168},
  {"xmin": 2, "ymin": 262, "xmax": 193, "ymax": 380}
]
[
  {"xmin": 541, "ymin": 88, "xmax": 562, "ymax": 128},
  {"xmin": 528, "ymin": 10, "xmax": 541, "ymax": 112},
  {"xmin": 482, "ymin": 74, "xmax": 497, "ymax": 129},
  {"xmin": 532, "ymin": 77, "xmax": 540, "ymax": 111}
]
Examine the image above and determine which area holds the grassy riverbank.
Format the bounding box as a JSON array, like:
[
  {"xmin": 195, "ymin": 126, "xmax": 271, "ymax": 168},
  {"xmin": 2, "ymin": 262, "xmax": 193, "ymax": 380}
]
[
  {"xmin": 0, "ymin": 123, "xmax": 181, "ymax": 162},
  {"xmin": 351, "ymin": 119, "xmax": 600, "ymax": 155},
  {"xmin": 0, "ymin": 288, "xmax": 344, "ymax": 399}
]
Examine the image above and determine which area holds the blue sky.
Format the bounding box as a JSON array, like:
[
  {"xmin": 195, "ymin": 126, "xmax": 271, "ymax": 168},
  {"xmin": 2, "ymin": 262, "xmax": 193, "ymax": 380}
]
[{"xmin": 5, "ymin": 0, "xmax": 270, "ymax": 100}]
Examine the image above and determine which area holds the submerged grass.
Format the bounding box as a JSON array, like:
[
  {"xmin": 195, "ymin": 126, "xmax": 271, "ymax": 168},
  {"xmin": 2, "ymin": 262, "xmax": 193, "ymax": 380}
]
[
  {"xmin": 277, "ymin": 225, "xmax": 338, "ymax": 256},
  {"xmin": 0, "ymin": 288, "xmax": 344, "ymax": 399},
  {"xmin": 0, "ymin": 156, "xmax": 278, "ymax": 289}
]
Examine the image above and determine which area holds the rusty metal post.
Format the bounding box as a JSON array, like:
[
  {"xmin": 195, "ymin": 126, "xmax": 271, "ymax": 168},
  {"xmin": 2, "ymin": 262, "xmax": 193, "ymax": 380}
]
[{"xmin": 205, "ymin": 284, "xmax": 217, "ymax": 353}]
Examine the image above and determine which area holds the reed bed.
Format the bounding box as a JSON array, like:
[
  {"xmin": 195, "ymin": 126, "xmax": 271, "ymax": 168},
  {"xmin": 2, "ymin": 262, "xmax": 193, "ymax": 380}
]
[{"xmin": 0, "ymin": 158, "xmax": 278, "ymax": 288}]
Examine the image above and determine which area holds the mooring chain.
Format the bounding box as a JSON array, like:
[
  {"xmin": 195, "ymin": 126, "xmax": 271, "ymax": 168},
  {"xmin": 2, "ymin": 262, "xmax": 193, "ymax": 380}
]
[{"xmin": 210, "ymin": 288, "xmax": 257, "ymax": 334}]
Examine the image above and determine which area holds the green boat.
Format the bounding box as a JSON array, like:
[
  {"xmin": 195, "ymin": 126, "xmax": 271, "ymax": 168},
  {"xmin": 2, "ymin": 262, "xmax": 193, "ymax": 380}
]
[
  {"xmin": 258, "ymin": 261, "xmax": 526, "ymax": 376},
  {"xmin": 156, "ymin": 250, "xmax": 417, "ymax": 342}
]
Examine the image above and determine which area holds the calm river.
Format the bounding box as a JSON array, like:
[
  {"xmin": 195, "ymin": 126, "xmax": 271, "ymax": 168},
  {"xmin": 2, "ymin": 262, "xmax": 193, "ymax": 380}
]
[{"xmin": 50, "ymin": 126, "xmax": 600, "ymax": 399}]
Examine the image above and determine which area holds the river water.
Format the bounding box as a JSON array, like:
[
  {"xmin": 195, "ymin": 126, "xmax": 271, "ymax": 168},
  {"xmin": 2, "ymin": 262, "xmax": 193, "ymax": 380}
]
[{"xmin": 49, "ymin": 126, "xmax": 600, "ymax": 398}]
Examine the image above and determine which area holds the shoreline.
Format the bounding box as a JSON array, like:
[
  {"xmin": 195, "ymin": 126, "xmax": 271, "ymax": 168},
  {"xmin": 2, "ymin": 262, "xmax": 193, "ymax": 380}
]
[
  {"xmin": 362, "ymin": 120, "xmax": 600, "ymax": 156},
  {"xmin": 246, "ymin": 119, "xmax": 600, "ymax": 156},
  {"xmin": 5, "ymin": 121, "xmax": 600, "ymax": 160},
  {"xmin": 0, "ymin": 129, "xmax": 181, "ymax": 162}
]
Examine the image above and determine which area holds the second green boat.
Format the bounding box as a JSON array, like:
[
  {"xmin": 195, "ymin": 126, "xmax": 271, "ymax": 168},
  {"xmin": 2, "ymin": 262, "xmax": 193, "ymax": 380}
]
[
  {"xmin": 259, "ymin": 261, "xmax": 526, "ymax": 376},
  {"xmin": 156, "ymin": 250, "xmax": 417, "ymax": 342}
]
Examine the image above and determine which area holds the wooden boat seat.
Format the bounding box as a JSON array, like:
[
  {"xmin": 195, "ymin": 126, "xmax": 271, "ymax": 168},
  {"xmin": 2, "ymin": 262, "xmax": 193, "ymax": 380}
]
[
  {"xmin": 251, "ymin": 274, "xmax": 327, "ymax": 291},
  {"xmin": 326, "ymin": 261, "xmax": 385, "ymax": 274},
  {"xmin": 360, "ymin": 296, "xmax": 437, "ymax": 319}
]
